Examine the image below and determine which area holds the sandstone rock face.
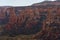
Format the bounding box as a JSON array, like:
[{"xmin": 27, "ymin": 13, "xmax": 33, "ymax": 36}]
[{"xmin": 0, "ymin": 1, "xmax": 60, "ymax": 38}]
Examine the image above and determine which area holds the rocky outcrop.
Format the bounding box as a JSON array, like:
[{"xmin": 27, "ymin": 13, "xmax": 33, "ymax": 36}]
[{"xmin": 0, "ymin": 1, "xmax": 60, "ymax": 39}]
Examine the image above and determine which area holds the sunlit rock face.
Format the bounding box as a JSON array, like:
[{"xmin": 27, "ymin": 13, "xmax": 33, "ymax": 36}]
[
  {"xmin": 0, "ymin": 1, "xmax": 60, "ymax": 36},
  {"xmin": 0, "ymin": 7, "xmax": 44, "ymax": 35}
]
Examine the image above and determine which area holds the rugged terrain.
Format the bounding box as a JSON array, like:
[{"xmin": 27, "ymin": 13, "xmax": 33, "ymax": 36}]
[{"xmin": 0, "ymin": 1, "xmax": 60, "ymax": 40}]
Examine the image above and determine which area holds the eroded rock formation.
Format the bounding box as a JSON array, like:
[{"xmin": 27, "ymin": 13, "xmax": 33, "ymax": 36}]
[{"xmin": 0, "ymin": 1, "xmax": 60, "ymax": 39}]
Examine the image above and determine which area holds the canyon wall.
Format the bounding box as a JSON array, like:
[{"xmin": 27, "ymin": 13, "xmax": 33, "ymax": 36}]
[{"xmin": 0, "ymin": 1, "xmax": 60, "ymax": 37}]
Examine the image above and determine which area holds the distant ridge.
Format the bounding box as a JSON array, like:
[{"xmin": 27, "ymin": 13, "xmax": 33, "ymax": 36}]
[{"xmin": 32, "ymin": 1, "xmax": 60, "ymax": 6}]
